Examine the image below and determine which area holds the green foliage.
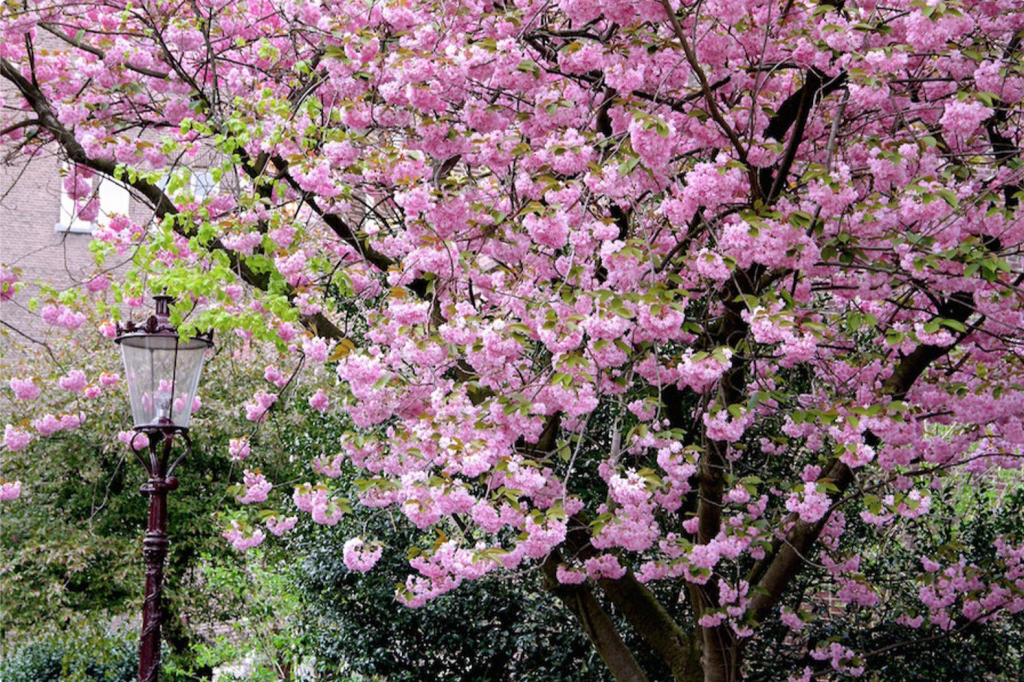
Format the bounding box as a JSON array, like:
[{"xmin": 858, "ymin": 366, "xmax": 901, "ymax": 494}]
[
  {"xmin": 0, "ymin": 416, "xmax": 240, "ymax": 672},
  {"xmin": 189, "ymin": 554, "xmax": 311, "ymax": 682},
  {"xmin": 0, "ymin": 627, "xmax": 136, "ymax": 682},
  {"xmin": 290, "ymin": 517, "xmax": 613, "ymax": 682},
  {"xmin": 0, "ymin": 337, "xmax": 302, "ymax": 675}
]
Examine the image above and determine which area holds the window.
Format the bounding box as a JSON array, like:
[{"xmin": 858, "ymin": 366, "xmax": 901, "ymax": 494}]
[
  {"xmin": 56, "ymin": 167, "xmax": 131, "ymax": 233},
  {"xmin": 153, "ymin": 169, "xmax": 218, "ymax": 204},
  {"xmin": 191, "ymin": 170, "xmax": 218, "ymax": 200}
]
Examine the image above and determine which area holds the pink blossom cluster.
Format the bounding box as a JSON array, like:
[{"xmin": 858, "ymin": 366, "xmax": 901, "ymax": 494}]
[
  {"xmin": 32, "ymin": 413, "xmax": 83, "ymax": 436},
  {"xmin": 0, "ymin": 266, "xmax": 18, "ymax": 301},
  {"xmin": 308, "ymin": 388, "xmax": 331, "ymax": 412},
  {"xmin": 293, "ymin": 484, "xmax": 345, "ymax": 525},
  {"xmin": 343, "ymin": 537, "xmax": 384, "ymax": 572},
  {"xmin": 0, "ymin": 481, "xmax": 22, "ymax": 501},
  {"xmin": 235, "ymin": 470, "xmax": 272, "ymax": 504},
  {"xmin": 58, "ymin": 370, "xmax": 88, "ymax": 393},
  {"xmin": 264, "ymin": 364, "xmax": 289, "ymax": 387},
  {"xmin": 228, "ymin": 437, "xmax": 250, "ymax": 461},
  {"xmin": 785, "ymin": 484, "xmax": 831, "ymax": 524},
  {"xmin": 399, "ymin": 539, "xmax": 499, "ymax": 607},
  {"xmin": 265, "ymin": 515, "xmax": 297, "ymax": 536},
  {"xmin": 9, "ymin": 378, "xmax": 41, "ymax": 401},
  {"xmin": 223, "ymin": 521, "xmax": 266, "ymax": 551},
  {"xmin": 40, "ymin": 304, "xmax": 88, "ymax": 330},
  {"xmin": 115, "ymin": 430, "xmax": 148, "ymax": 451},
  {"xmin": 243, "ymin": 390, "xmax": 278, "ymax": 422},
  {"xmin": 810, "ymin": 642, "xmax": 863, "ymax": 677},
  {"xmin": 3, "ymin": 425, "xmax": 32, "ymax": 451},
  {"xmin": 702, "ymin": 408, "xmax": 754, "ymax": 443},
  {"xmin": 592, "ymin": 470, "xmax": 660, "ymax": 552}
]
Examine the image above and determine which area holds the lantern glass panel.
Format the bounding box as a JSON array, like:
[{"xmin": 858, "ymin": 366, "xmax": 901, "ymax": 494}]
[{"xmin": 119, "ymin": 335, "xmax": 210, "ymax": 430}]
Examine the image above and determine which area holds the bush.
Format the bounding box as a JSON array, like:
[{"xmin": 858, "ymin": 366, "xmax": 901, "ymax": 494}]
[
  {"xmin": 0, "ymin": 629, "xmax": 136, "ymax": 682},
  {"xmin": 290, "ymin": 517, "xmax": 614, "ymax": 682}
]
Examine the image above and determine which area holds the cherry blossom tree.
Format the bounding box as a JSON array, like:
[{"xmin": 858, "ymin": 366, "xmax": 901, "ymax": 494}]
[{"xmin": 3, "ymin": 0, "xmax": 1024, "ymax": 680}]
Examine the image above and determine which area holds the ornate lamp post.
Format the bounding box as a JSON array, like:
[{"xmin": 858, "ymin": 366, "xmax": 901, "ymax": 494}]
[{"xmin": 115, "ymin": 294, "xmax": 213, "ymax": 682}]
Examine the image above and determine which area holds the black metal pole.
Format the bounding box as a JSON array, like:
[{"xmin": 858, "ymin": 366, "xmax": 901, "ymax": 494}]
[{"xmin": 137, "ymin": 432, "xmax": 179, "ymax": 682}]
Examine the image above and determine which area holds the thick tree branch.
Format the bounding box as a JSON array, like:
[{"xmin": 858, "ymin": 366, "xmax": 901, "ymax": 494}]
[
  {"xmin": 747, "ymin": 298, "xmax": 982, "ymax": 627},
  {"xmin": 598, "ymin": 576, "xmax": 703, "ymax": 682},
  {"xmin": 559, "ymin": 516, "xmax": 701, "ymax": 681},
  {"xmin": 760, "ymin": 69, "xmax": 848, "ymax": 202},
  {"xmin": 37, "ymin": 22, "xmax": 171, "ymax": 80},
  {"xmin": 541, "ymin": 553, "xmax": 651, "ymax": 682}
]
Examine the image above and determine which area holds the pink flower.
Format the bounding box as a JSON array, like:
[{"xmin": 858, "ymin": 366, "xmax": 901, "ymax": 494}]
[
  {"xmin": 277, "ymin": 322, "xmax": 300, "ymax": 342},
  {"xmin": 629, "ymin": 116, "xmax": 675, "ymax": 170},
  {"xmin": 523, "ymin": 213, "xmax": 569, "ymax": 249},
  {"xmin": 223, "ymin": 521, "xmax": 266, "ymax": 551},
  {"xmin": 4, "ymin": 425, "xmax": 32, "ymax": 451},
  {"xmin": 59, "ymin": 370, "xmax": 88, "ymax": 393},
  {"xmin": 86, "ymin": 275, "xmax": 110, "ymax": 292},
  {"xmin": 556, "ymin": 565, "xmax": 588, "ymax": 584},
  {"xmin": 77, "ymin": 197, "xmax": 99, "ymax": 222},
  {"xmin": 309, "ymin": 388, "xmax": 331, "ymax": 412},
  {"xmin": 99, "ymin": 372, "xmax": 120, "ymax": 387},
  {"xmin": 244, "ymin": 390, "xmax": 278, "ymax": 421},
  {"xmin": 222, "ymin": 232, "xmax": 263, "ymax": 255},
  {"xmin": 264, "ymin": 364, "xmax": 289, "ymax": 387},
  {"xmin": 295, "ymin": 485, "xmax": 346, "ymax": 525},
  {"xmin": 118, "ymin": 430, "xmax": 149, "ymax": 451},
  {"xmin": 10, "ymin": 378, "xmax": 40, "ymax": 401},
  {"xmin": 786, "ymin": 486, "xmax": 831, "ymax": 524},
  {"xmin": 841, "ymin": 442, "xmax": 876, "ymax": 469},
  {"xmin": 268, "ymin": 224, "xmax": 296, "ymax": 249},
  {"xmin": 32, "ymin": 414, "xmax": 63, "ymax": 436},
  {"xmin": 274, "ymin": 251, "xmax": 307, "ymax": 277},
  {"xmin": 0, "ymin": 481, "xmax": 22, "ymax": 502},
  {"xmin": 236, "ymin": 470, "xmax": 272, "ymax": 504},
  {"xmin": 99, "ymin": 320, "xmax": 118, "ymax": 339},
  {"xmin": 694, "ymin": 249, "xmax": 732, "ymax": 282},
  {"xmin": 780, "ymin": 609, "xmax": 805, "ymax": 630},
  {"xmin": 302, "ymin": 337, "xmax": 330, "ymax": 363},
  {"xmin": 266, "ymin": 515, "xmax": 298, "ymax": 536},
  {"xmin": 939, "ymin": 100, "xmax": 992, "ymax": 138},
  {"xmin": 702, "ymin": 409, "xmax": 753, "ymax": 443},
  {"xmin": 312, "ymin": 500, "xmax": 345, "ymax": 525},
  {"xmin": 0, "ymin": 266, "xmax": 18, "ymax": 302},
  {"xmin": 60, "ymin": 413, "xmax": 83, "ymax": 431},
  {"xmin": 41, "ymin": 304, "xmax": 87, "ymax": 330},
  {"xmin": 584, "ymin": 554, "xmax": 627, "ymax": 580},
  {"xmin": 343, "ymin": 537, "xmax": 383, "ymax": 572},
  {"xmin": 229, "ymin": 437, "xmax": 251, "ymax": 461}
]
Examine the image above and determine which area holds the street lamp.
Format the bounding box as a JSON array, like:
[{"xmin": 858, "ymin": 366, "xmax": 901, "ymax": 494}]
[{"xmin": 115, "ymin": 294, "xmax": 213, "ymax": 682}]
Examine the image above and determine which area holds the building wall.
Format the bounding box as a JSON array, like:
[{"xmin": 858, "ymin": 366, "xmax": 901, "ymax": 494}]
[
  {"xmin": 1, "ymin": 145, "xmax": 94, "ymax": 334},
  {"xmin": 0, "ymin": 139, "xmax": 152, "ymax": 340}
]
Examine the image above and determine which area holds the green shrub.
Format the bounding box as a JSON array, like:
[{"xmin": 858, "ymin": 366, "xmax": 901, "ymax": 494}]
[{"xmin": 0, "ymin": 629, "xmax": 136, "ymax": 682}]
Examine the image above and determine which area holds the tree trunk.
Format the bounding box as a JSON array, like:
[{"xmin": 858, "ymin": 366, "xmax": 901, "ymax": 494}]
[
  {"xmin": 702, "ymin": 624, "xmax": 742, "ymax": 682},
  {"xmin": 541, "ymin": 554, "xmax": 650, "ymax": 682},
  {"xmin": 596, "ymin": 575, "xmax": 703, "ymax": 682}
]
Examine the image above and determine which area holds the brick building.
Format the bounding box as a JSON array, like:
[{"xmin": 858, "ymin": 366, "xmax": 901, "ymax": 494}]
[{"xmin": 0, "ymin": 144, "xmax": 140, "ymax": 336}]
